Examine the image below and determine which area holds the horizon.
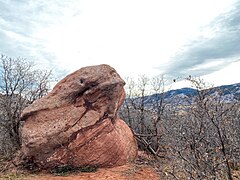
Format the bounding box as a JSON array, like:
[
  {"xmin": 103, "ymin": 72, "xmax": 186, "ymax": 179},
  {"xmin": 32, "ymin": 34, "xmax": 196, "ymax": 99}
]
[{"xmin": 1, "ymin": 0, "xmax": 240, "ymax": 89}]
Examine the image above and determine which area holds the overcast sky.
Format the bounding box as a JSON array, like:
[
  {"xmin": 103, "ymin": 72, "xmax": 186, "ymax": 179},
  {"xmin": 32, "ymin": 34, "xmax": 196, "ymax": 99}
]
[{"xmin": 0, "ymin": 0, "xmax": 240, "ymax": 89}]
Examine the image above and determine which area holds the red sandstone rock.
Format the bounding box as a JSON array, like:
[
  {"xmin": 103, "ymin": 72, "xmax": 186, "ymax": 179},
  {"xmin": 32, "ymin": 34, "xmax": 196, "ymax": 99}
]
[{"xmin": 19, "ymin": 64, "xmax": 137, "ymax": 169}]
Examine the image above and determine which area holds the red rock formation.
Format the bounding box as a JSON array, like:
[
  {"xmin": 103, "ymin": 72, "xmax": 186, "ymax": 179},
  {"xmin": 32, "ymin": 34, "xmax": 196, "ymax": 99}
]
[{"xmin": 19, "ymin": 64, "xmax": 137, "ymax": 169}]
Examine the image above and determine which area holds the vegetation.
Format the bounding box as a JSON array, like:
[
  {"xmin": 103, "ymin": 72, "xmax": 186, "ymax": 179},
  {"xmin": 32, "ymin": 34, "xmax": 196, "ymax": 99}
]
[
  {"xmin": 0, "ymin": 55, "xmax": 52, "ymax": 157},
  {"xmin": 120, "ymin": 75, "xmax": 240, "ymax": 179},
  {"xmin": 50, "ymin": 165, "xmax": 98, "ymax": 176}
]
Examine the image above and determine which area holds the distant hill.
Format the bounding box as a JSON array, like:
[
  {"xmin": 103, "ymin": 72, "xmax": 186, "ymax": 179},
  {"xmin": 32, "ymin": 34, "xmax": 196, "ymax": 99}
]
[{"xmin": 138, "ymin": 82, "xmax": 240, "ymax": 106}]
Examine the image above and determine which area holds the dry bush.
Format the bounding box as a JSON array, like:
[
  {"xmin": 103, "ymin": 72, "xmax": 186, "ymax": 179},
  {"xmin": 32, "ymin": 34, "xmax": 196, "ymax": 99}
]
[
  {"xmin": 120, "ymin": 76, "xmax": 240, "ymax": 180},
  {"xmin": 0, "ymin": 55, "xmax": 52, "ymax": 156}
]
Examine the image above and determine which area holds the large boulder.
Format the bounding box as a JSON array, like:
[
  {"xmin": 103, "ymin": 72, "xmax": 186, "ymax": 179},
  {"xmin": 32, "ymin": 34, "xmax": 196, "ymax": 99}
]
[{"xmin": 19, "ymin": 64, "xmax": 137, "ymax": 169}]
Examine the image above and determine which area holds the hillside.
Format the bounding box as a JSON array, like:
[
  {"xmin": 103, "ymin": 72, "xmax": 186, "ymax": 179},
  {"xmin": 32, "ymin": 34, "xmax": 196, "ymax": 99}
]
[{"xmin": 143, "ymin": 82, "xmax": 240, "ymax": 105}]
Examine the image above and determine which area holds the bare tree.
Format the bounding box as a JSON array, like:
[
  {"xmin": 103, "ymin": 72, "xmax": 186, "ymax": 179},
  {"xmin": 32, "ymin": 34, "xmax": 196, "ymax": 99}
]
[
  {"xmin": 0, "ymin": 55, "xmax": 52, "ymax": 155},
  {"xmin": 137, "ymin": 75, "xmax": 149, "ymax": 134},
  {"xmin": 120, "ymin": 77, "xmax": 136, "ymax": 129},
  {"xmin": 166, "ymin": 77, "xmax": 238, "ymax": 179},
  {"xmin": 120, "ymin": 75, "xmax": 170, "ymax": 157},
  {"xmin": 149, "ymin": 75, "xmax": 168, "ymax": 154},
  {"xmin": 120, "ymin": 75, "xmax": 150, "ymax": 134},
  {"xmin": 120, "ymin": 75, "xmax": 239, "ymax": 179}
]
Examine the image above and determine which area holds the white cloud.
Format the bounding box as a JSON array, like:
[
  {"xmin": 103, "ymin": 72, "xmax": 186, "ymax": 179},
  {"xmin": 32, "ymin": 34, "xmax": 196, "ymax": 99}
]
[
  {"xmin": 0, "ymin": 0, "xmax": 239, "ymax": 87},
  {"xmin": 203, "ymin": 60, "xmax": 240, "ymax": 86}
]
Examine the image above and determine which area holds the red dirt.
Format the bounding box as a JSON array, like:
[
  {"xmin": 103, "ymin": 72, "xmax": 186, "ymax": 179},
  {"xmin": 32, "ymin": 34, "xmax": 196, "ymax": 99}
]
[{"xmin": 22, "ymin": 164, "xmax": 160, "ymax": 180}]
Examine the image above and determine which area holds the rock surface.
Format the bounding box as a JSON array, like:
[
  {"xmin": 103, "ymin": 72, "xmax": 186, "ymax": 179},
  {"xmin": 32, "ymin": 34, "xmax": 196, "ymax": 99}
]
[{"xmin": 19, "ymin": 64, "xmax": 137, "ymax": 169}]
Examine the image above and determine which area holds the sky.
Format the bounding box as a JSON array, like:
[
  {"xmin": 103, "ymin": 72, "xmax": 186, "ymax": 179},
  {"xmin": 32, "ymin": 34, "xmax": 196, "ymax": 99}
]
[{"xmin": 0, "ymin": 0, "xmax": 240, "ymax": 89}]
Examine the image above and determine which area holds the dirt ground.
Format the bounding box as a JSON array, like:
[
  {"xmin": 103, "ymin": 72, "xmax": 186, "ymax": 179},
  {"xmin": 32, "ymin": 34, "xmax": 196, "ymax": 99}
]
[
  {"xmin": 1, "ymin": 154, "xmax": 240, "ymax": 179},
  {"xmin": 0, "ymin": 151, "xmax": 161, "ymax": 180},
  {"xmin": 0, "ymin": 164, "xmax": 160, "ymax": 180}
]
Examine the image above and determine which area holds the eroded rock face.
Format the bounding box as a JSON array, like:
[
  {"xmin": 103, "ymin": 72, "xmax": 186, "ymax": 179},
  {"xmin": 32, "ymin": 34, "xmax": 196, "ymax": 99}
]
[{"xmin": 19, "ymin": 64, "xmax": 137, "ymax": 169}]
